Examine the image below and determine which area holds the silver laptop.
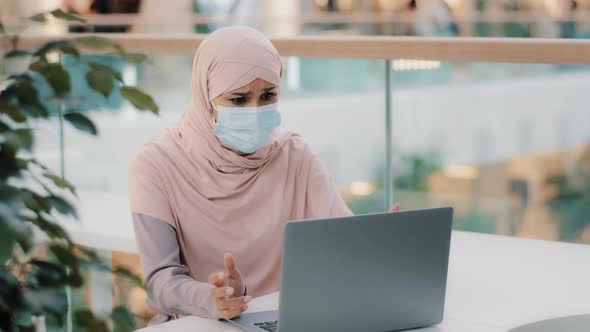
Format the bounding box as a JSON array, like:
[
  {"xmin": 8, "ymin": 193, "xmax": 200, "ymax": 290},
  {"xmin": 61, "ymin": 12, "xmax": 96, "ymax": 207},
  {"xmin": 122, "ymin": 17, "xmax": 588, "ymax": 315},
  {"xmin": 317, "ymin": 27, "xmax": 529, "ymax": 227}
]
[{"xmin": 228, "ymin": 207, "xmax": 453, "ymax": 332}]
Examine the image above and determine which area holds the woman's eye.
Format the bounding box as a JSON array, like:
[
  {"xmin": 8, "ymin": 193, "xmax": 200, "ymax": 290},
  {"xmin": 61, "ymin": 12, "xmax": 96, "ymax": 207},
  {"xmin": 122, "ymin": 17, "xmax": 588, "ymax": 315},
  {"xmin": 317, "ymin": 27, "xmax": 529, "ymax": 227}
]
[
  {"xmin": 261, "ymin": 92, "xmax": 277, "ymax": 100},
  {"xmin": 230, "ymin": 97, "xmax": 246, "ymax": 105}
]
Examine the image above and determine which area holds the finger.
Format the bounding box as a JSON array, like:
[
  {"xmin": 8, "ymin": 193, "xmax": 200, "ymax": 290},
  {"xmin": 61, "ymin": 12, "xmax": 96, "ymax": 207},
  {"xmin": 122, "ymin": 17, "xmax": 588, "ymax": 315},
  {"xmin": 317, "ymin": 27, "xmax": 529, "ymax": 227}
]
[
  {"xmin": 208, "ymin": 272, "xmax": 225, "ymax": 287},
  {"xmin": 211, "ymin": 286, "xmax": 234, "ymax": 299},
  {"xmin": 390, "ymin": 203, "xmax": 401, "ymax": 212},
  {"xmin": 220, "ymin": 305, "xmax": 248, "ymax": 319},
  {"xmin": 218, "ymin": 296, "xmax": 252, "ymax": 310},
  {"xmin": 224, "ymin": 253, "xmax": 237, "ymax": 278}
]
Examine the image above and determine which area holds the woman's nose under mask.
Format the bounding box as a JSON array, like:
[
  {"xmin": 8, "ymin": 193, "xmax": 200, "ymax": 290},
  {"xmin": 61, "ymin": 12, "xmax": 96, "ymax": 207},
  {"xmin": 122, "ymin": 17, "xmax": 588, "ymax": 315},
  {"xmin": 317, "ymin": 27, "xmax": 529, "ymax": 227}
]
[{"xmin": 212, "ymin": 102, "xmax": 281, "ymax": 153}]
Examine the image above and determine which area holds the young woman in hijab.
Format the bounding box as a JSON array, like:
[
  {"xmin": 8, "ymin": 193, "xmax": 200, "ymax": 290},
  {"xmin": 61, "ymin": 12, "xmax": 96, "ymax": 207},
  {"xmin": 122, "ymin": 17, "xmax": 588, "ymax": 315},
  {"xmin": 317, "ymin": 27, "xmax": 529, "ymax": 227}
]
[{"xmin": 128, "ymin": 26, "xmax": 400, "ymax": 323}]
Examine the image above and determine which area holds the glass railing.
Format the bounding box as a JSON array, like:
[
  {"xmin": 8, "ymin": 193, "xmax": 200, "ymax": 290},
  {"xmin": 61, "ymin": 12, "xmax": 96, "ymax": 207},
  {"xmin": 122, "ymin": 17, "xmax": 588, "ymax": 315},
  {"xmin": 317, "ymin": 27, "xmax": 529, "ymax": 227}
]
[
  {"xmin": 8, "ymin": 34, "xmax": 590, "ymax": 328},
  {"xmin": 22, "ymin": 35, "xmax": 590, "ymax": 246}
]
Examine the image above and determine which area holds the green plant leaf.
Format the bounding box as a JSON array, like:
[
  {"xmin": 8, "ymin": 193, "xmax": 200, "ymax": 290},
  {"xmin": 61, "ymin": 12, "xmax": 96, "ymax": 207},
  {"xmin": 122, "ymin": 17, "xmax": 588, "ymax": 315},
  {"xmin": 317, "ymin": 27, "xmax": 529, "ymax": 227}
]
[
  {"xmin": 13, "ymin": 80, "xmax": 39, "ymax": 104},
  {"xmin": 49, "ymin": 244, "xmax": 76, "ymax": 267},
  {"xmin": 0, "ymin": 268, "xmax": 24, "ymax": 312},
  {"xmin": 29, "ymin": 59, "xmax": 48, "ymax": 72},
  {"xmin": 113, "ymin": 44, "xmax": 147, "ymax": 63},
  {"xmin": 25, "ymin": 158, "xmax": 48, "ymax": 170},
  {"xmin": 0, "ymin": 201, "xmax": 22, "ymax": 262},
  {"xmin": 21, "ymin": 104, "xmax": 49, "ymax": 118},
  {"xmin": 28, "ymin": 259, "xmax": 69, "ymax": 287},
  {"xmin": 46, "ymin": 195, "xmax": 77, "ymax": 217},
  {"xmin": 0, "ymin": 233, "xmax": 16, "ymax": 264},
  {"xmin": 34, "ymin": 40, "xmax": 80, "ymax": 58},
  {"xmin": 1, "ymin": 103, "xmax": 27, "ymax": 123},
  {"xmin": 111, "ymin": 306, "xmax": 136, "ymax": 332},
  {"xmin": 74, "ymin": 36, "xmax": 115, "ymax": 49},
  {"xmin": 0, "ymin": 187, "xmax": 35, "ymax": 256},
  {"xmin": 67, "ymin": 268, "xmax": 85, "ymax": 288},
  {"xmin": 15, "ymin": 157, "xmax": 30, "ymax": 169},
  {"xmin": 7, "ymin": 73, "xmax": 33, "ymax": 82},
  {"xmin": 40, "ymin": 63, "xmax": 71, "ymax": 96},
  {"xmin": 86, "ymin": 69, "xmax": 114, "ymax": 98},
  {"xmin": 120, "ymin": 52, "xmax": 147, "ymax": 63},
  {"xmin": 4, "ymin": 50, "xmax": 32, "ymax": 59},
  {"xmin": 114, "ymin": 267, "xmax": 145, "ymax": 290},
  {"xmin": 75, "ymin": 308, "xmax": 96, "ymax": 326},
  {"xmin": 16, "ymin": 229, "xmax": 33, "ymax": 253},
  {"xmin": 43, "ymin": 172, "xmax": 77, "ymax": 195},
  {"xmin": 88, "ymin": 61, "xmax": 123, "ymax": 82},
  {"xmin": 50, "ymin": 9, "xmax": 86, "ymax": 23},
  {"xmin": 1, "ymin": 128, "xmax": 33, "ymax": 151},
  {"xmin": 77, "ymin": 247, "xmax": 110, "ymax": 272},
  {"xmin": 6, "ymin": 79, "xmax": 49, "ymax": 118},
  {"xmin": 21, "ymin": 191, "xmax": 51, "ymax": 214},
  {"xmin": 0, "ymin": 119, "xmax": 10, "ymax": 131},
  {"xmin": 22, "ymin": 287, "xmax": 68, "ymax": 318},
  {"xmin": 14, "ymin": 311, "xmax": 33, "ymax": 326},
  {"xmin": 121, "ymin": 86, "xmax": 158, "ymax": 114},
  {"xmin": 29, "ymin": 13, "xmax": 47, "ymax": 23},
  {"xmin": 64, "ymin": 112, "xmax": 98, "ymax": 135},
  {"xmin": 4, "ymin": 79, "xmax": 49, "ymax": 118},
  {"xmin": 48, "ymin": 244, "xmax": 84, "ymax": 287},
  {"xmin": 75, "ymin": 308, "xmax": 109, "ymax": 331},
  {"xmin": 27, "ymin": 215, "xmax": 72, "ymax": 244}
]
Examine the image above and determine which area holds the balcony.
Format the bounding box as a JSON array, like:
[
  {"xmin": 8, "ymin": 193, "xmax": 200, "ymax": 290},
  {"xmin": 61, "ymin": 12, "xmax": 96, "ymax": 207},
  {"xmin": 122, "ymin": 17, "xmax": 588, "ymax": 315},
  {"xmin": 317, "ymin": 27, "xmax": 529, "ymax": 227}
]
[{"xmin": 2, "ymin": 17, "xmax": 590, "ymax": 330}]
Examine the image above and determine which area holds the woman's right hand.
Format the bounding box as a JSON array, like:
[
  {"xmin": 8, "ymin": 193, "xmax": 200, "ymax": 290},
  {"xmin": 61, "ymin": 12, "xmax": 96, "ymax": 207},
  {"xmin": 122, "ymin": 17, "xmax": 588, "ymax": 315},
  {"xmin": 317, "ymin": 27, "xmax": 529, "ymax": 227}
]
[{"xmin": 208, "ymin": 253, "xmax": 251, "ymax": 319}]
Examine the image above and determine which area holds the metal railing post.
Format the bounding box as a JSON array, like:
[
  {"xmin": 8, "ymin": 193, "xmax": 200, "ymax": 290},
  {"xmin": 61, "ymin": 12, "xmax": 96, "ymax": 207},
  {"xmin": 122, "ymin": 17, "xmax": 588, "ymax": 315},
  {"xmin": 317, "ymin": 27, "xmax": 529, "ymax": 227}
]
[{"xmin": 384, "ymin": 59, "xmax": 393, "ymax": 211}]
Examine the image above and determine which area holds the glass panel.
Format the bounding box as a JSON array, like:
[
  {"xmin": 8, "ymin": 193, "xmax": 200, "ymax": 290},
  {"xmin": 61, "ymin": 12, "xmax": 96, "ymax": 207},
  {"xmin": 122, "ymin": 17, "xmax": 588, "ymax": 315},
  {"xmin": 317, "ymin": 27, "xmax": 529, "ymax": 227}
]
[
  {"xmin": 30, "ymin": 118, "xmax": 63, "ymax": 177},
  {"xmin": 62, "ymin": 55, "xmax": 386, "ymax": 217},
  {"xmin": 61, "ymin": 54, "xmax": 190, "ymax": 248},
  {"xmin": 387, "ymin": 60, "xmax": 590, "ymax": 245},
  {"xmin": 55, "ymin": 54, "xmax": 191, "ymax": 328},
  {"xmin": 34, "ymin": 51, "xmax": 590, "ymax": 328},
  {"xmin": 281, "ymin": 57, "xmax": 386, "ymax": 214}
]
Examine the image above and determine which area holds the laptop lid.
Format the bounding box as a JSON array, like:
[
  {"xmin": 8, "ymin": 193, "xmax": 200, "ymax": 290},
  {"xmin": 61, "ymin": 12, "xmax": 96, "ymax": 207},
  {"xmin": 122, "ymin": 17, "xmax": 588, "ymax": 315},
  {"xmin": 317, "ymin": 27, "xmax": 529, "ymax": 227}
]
[{"xmin": 278, "ymin": 207, "xmax": 453, "ymax": 332}]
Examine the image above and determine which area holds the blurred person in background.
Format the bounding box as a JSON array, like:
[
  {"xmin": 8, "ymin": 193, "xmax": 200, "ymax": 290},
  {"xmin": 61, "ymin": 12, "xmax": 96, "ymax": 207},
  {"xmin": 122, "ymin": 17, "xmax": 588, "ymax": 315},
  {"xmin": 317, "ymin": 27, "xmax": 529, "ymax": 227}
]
[
  {"xmin": 534, "ymin": 9, "xmax": 560, "ymax": 38},
  {"xmin": 560, "ymin": 0, "xmax": 578, "ymax": 38},
  {"xmin": 400, "ymin": 0, "xmax": 418, "ymax": 35},
  {"xmin": 414, "ymin": 0, "xmax": 457, "ymax": 37},
  {"xmin": 65, "ymin": 0, "xmax": 141, "ymax": 32}
]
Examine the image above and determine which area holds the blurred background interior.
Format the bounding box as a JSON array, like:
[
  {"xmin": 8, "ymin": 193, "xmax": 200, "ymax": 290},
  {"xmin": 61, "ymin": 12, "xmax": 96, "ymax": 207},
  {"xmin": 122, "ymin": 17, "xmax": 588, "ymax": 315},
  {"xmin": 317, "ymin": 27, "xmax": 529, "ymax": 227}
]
[{"xmin": 1, "ymin": 0, "xmax": 589, "ymax": 328}]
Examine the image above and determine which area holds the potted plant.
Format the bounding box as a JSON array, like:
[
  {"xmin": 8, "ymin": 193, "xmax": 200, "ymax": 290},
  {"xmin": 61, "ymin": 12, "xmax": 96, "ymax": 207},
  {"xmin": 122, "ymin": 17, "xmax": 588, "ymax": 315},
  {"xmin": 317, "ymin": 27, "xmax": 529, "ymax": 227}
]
[{"xmin": 1, "ymin": 9, "xmax": 157, "ymax": 332}]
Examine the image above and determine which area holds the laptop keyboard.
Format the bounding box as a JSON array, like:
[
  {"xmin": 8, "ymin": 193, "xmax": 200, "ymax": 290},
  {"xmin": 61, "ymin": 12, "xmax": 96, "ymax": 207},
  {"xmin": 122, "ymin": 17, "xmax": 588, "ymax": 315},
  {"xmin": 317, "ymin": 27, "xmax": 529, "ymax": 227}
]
[{"xmin": 254, "ymin": 320, "xmax": 278, "ymax": 331}]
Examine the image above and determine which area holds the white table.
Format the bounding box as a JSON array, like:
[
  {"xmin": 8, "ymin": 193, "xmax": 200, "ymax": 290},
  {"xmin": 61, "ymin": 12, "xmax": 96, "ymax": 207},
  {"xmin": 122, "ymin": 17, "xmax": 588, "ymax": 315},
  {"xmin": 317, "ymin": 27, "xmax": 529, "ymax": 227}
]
[{"xmin": 137, "ymin": 231, "xmax": 590, "ymax": 332}]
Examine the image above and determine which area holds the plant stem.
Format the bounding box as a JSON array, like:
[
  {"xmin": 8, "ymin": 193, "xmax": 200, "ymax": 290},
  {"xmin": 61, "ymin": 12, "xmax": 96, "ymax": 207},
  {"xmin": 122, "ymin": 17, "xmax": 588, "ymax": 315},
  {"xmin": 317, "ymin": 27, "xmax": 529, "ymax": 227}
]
[{"xmin": 59, "ymin": 104, "xmax": 65, "ymax": 179}]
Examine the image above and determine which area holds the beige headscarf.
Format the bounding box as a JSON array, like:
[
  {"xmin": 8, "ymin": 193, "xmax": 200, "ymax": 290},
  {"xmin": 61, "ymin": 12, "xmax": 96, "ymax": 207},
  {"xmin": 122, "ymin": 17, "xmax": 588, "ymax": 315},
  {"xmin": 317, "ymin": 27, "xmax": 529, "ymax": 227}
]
[{"xmin": 128, "ymin": 26, "xmax": 352, "ymax": 297}]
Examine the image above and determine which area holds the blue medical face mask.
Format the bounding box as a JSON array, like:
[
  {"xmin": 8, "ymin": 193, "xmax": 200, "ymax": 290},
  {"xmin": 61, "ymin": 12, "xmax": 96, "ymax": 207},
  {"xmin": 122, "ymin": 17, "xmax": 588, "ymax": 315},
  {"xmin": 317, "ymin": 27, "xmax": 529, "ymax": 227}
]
[{"xmin": 212, "ymin": 102, "xmax": 281, "ymax": 154}]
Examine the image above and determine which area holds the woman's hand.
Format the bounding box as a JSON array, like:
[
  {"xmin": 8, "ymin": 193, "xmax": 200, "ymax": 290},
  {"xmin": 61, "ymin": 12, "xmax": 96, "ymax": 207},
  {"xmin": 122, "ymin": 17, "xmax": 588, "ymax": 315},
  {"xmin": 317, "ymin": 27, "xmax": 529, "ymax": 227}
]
[
  {"xmin": 208, "ymin": 253, "xmax": 250, "ymax": 319},
  {"xmin": 390, "ymin": 203, "xmax": 401, "ymax": 212}
]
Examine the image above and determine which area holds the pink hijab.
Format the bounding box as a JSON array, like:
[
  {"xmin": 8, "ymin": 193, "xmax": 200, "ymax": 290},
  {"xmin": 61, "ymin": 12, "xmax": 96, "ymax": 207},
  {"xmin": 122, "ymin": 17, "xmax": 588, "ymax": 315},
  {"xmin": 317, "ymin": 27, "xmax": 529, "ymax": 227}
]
[{"xmin": 128, "ymin": 26, "xmax": 351, "ymax": 297}]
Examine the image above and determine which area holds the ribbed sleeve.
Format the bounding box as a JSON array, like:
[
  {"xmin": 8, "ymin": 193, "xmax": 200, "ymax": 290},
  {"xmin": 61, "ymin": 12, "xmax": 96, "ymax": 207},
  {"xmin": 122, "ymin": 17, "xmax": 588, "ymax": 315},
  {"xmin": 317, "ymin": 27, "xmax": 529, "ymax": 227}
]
[{"xmin": 132, "ymin": 213, "xmax": 220, "ymax": 322}]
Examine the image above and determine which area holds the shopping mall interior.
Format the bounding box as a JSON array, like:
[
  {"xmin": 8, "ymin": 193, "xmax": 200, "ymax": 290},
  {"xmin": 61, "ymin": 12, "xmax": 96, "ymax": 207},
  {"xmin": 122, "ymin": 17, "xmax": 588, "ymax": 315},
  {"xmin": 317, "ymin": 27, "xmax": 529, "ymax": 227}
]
[{"xmin": 0, "ymin": 1, "xmax": 589, "ymax": 331}]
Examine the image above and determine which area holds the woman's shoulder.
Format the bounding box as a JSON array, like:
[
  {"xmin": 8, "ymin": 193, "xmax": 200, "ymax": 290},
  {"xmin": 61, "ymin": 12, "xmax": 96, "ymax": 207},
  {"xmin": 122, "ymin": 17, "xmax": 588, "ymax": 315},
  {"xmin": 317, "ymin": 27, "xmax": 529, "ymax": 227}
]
[
  {"xmin": 129, "ymin": 129, "xmax": 177, "ymax": 175},
  {"xmin": 276, "ymin": 129, "xmax": 312, "ymax": 152},
  {"xmin": 274, "ymin": 129, "xmax": 319, "ymax": 167}
]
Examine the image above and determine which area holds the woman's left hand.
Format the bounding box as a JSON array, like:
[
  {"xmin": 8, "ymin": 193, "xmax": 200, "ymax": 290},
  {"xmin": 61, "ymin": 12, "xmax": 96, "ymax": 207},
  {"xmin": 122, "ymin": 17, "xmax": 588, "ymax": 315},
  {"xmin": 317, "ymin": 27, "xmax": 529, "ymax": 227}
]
[
  {"xmin": 208, "ymin": 253, "xmax": 249, "ymax": 319},
  {"xmin": 390, "ymin": 203, "xmax": 401, "ymax": 212}
]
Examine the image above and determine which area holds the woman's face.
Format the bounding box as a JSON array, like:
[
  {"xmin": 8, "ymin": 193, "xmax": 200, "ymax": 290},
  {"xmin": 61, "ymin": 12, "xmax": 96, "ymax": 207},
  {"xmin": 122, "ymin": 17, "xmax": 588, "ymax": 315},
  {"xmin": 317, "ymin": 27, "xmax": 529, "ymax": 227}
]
[{"xmin": 211, "ymin": 78, "xmax": 279, "ymax": 121}]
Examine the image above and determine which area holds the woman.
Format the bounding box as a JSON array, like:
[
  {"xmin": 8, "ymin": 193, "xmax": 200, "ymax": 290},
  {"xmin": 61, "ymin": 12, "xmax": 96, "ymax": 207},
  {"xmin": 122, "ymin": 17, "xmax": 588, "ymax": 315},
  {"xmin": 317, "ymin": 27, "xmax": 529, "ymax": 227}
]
[{"xmin": 128, "ymin": 26, "xmax": 399, "ymax": 323}]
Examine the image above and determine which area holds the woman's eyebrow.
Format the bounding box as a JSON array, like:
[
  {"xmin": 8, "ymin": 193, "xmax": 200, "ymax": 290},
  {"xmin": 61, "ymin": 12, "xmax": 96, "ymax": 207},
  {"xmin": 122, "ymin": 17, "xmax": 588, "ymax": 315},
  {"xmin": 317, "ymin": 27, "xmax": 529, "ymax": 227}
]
[
  {"xmin": 263, "ymin": 86, "xmax": 277, "ymax": 92},
  {"xmin": 229, "ymin": 91, "xmax": 251, "ymax": 96}
]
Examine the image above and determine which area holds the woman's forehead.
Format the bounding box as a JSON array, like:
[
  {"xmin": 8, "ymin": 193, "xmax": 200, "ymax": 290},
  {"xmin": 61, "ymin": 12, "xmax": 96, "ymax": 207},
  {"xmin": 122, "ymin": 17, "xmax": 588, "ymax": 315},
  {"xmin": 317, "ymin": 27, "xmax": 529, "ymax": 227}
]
[{"xmin": 225, "ymin": 79, "xmax": 277, "ymax": 94}]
